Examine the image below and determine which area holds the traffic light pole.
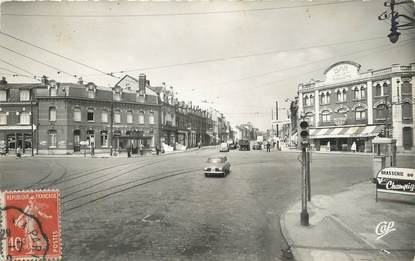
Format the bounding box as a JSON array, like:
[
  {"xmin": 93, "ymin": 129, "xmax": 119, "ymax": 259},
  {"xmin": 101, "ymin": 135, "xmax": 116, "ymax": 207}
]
[
  {"xmin": 301, "ymin": 146, "xmax": 309, "ymax": 226},
  {"xmin": 306, "ymin": 150, "xmax": 311, "ymax": 201}
]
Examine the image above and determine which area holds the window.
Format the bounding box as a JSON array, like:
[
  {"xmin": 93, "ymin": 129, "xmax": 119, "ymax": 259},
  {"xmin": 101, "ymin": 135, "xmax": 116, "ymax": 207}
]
[
  {"xmin": 353, "ymin": 88, "xmax": 359, "ymax": 99},
  {"xmin": 74, "ymin": 108, "xmax": 81, "ymax": 122},
  {"xmin": 114, "ymin": 110, "xmax": 121, "ymax": 123},
  {"xmin": 101, "ymin": 110, "xmax": 108, "ymax": 123},
  {"xmin": 383, "ymin": 83, "xmax": 389, "ymax": 95},
  {"xmin": 127, "ymin": 111, "xmax": 133, "ymax": 124},
  {"xmin": 19, "ymin": 112, "xmax": 30, "ymax": 125},
  {"xmin": 149, "ymin": 112, "xmax": 155, "ymax": 125},
  {"xmin": 50, "ymin": 87, "xmax": 57, "ymax": 97},
  {"xmin": 360, "ymin": 87, "xmax": 366, "ymax": 99},
  {"xmin": 49, "ymin": 107, "xmax": 56, "ymax": 122},
  {"xmin": 401, "ymin": 81, "xmax": 411, "ymax": 94},
  {"xmin": 114, "ymin": 92, "xmax": 121, "ymax": 101},
  {"xmin": 305, "ymin": 112, "xmax": 314, "ymax": 126},
  {"xmin": 100, "ymin": 131, "xmax": 108, "ymax": 147},
  {"xmin": 402, "ymin": 102, "xmax": 412, "ymax": 119},
  {"xmin": 48, "ymin": 130, "xmax": 57, "ymax": 148},
  {"xmin": 336, "ymin": 91, "xmax": 342, "ymax": 102},
  {"xmin": 138, "ymin": 111, "xmax": 144, "ymax": 124},
  {"xmin": 87, "ymin": 109, "xmax": 94, "ymax": 122},
  {"xmin": 375, "ymin": 84, "xmax": 382, "ymax": 96},
  {"xmin": 321, "ymin": 110, "xmax": 331, "ymax": 123},
  {"xmin": 320, "ymin": 92, "xmax": 330, "ymax": 104},
  {"xmin": 0, "ymin": 90, "xmax": 7, "ymax": 101},
  {"xmin": 20, "ymin": 90, "xmax": 30, "ymax": 101},
  {"xmin": 0, "ymin": 113, "xmax": 7, "ymax": 125},
  {"xmin": 310, "ymin": 95, "xmax": 314, "ymax": 106},
  {"xmin": 87, "ymin": 90, "xmax": 95, "ymax": 99},
  {"xmin": 355, "ymin": 106, "xmax": 366, "ymax": 120},
  {"xmin": 376, "ymin": 104, "xmax": 386, "ymax": 119},
  {"xmin": 304, "ymin": 96, "xmax": 309, "ymax": 106}
]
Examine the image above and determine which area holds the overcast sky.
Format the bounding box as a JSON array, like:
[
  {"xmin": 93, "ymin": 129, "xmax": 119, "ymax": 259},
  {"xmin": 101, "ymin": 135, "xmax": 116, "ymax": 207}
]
[{"xmin": 1, "ymin": 0, "xmax": 414, "ymax": 130}]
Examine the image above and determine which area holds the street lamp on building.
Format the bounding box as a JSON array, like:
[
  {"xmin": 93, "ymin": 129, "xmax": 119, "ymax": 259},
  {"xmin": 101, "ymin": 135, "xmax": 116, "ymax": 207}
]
[{"xmin": 379, "ymin": 0, "xmax": 414, "ymax": 43}]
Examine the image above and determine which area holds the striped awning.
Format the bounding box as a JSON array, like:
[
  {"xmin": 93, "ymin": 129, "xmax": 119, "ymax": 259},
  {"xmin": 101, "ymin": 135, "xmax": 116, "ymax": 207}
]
[{"xmin": 310, "ymin": 125, "xmax": 384, "ymax": 139}]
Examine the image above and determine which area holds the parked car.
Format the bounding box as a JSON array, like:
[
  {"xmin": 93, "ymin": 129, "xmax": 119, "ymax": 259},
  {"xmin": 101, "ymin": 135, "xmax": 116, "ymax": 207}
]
[
  {"xmin": 219, "ymin": 142, "xmax": 229, "ymax": 152},
  {"xmin": 228, "ymin": 143, "xmax": 237, "ymax": 150},
  {"xmin": 239, "ymin": 139, "xmax": 250, "ymax": 151},
  {"xmin": 204, "ymin": 156, "xmax": 231, "ymax": 177},
  {"xmin": 252, "ymin": 142, "xmax": 262, "ymax": 150}
]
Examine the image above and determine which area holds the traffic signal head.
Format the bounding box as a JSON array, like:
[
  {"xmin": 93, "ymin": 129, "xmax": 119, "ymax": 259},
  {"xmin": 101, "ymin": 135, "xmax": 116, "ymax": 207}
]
[{"xmin": 299, "ymin": 119, "xmax": 309, "ymax": 148}]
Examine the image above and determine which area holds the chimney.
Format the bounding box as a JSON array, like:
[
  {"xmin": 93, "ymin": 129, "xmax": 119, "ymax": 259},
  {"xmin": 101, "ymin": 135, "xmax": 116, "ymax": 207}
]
[
  {"xmin": 0, "ymin": 77, "xmax": 7, "ymax": 85},
  {"xmin": 145, "ymin": 80, "xmax": 150, "ymax": 87},
  {"xmin": 41, "ymin": 75, "xmax": 49, "ymax": 85},
  {"xmin": 77, "ymin": 77, "xmax": 84, "ymax": 84},
  {"xmin": 139, "ymin": 73, "xmax": 146, "ymax": 91}
]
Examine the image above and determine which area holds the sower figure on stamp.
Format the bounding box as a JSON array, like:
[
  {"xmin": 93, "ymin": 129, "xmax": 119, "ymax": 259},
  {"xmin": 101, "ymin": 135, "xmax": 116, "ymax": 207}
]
[{"xmin": 15, "ymin": 196, "xmax": 52, "ymax": 254}]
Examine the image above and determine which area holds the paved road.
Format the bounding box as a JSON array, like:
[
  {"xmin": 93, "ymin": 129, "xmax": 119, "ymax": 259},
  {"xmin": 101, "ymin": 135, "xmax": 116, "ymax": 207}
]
[{"xmin": 0, "ymin": 149, "xmax": 413, "ymax": 260}]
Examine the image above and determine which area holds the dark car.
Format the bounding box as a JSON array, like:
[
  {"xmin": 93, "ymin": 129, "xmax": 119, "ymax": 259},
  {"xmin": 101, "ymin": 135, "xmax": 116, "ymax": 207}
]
[
  {"xmin": 204, "ymin": 156, "xmax": 231, "ymax": 177},
  {"xmin": 252, "ymin": 142, "xmax": 262, "ymax": 150},
  {"xmin": 239, "ymin": 139, "xmax": 250, "ymax": 151},
  {"xmin": 228, "ymin": 143, "xmax": 237, "ymax": 150}
]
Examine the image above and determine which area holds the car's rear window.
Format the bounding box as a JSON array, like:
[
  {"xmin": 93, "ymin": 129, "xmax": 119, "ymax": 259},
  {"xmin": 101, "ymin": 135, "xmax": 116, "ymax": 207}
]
[{"xmin": 207, "ymin": 158, "xmax": 225, "ymax": 163}]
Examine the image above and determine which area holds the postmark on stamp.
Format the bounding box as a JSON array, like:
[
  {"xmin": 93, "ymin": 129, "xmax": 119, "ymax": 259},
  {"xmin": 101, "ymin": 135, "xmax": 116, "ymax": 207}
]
[{"xmin": 1, "ymin": 190, "xmax": 62, "ymax": 260}]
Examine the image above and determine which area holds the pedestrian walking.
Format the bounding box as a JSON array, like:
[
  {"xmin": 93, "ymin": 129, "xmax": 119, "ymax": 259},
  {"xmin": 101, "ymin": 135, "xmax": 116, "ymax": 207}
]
[
  {"xmin": 266, "ymin": 142, "xmax": 271, "ymax": 152},
  {"xmin": 198, "ymin": 141, "xmax": 201, "ymax": 149},
  {"xmin": 351, "ymin": 141, "xmax": 357, "ymax": 153},
  {"xmin": 127, "ymin": 147, "xmax": 131, "ymax": 158},
  {"xmin": 16, "ymin": 147, "xmax": 22, "ymax": 159}
]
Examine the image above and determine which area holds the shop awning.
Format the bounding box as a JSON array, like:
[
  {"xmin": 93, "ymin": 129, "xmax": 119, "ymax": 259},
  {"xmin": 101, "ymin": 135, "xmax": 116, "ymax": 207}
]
[
  {"xmin": 310, "ymin": 125, "xmax": 384, "ymax": 139},
  {"xmin": 0, "ymin": 125, "xmax": 37, "ymax": 131}
]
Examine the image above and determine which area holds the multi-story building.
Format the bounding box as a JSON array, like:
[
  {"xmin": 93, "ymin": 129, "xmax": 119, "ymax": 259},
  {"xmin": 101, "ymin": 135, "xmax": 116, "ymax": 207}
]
[
  {"xmin": 0, "ymin": 77, "xmax": 46, "ymax": 154},
  {"xmin": 298, "ymin": 61, "xmax": 414, "ymax": 152},
  {"xmin": 35, "ymin": 74, "xmax": 160, "ymax": 155}
]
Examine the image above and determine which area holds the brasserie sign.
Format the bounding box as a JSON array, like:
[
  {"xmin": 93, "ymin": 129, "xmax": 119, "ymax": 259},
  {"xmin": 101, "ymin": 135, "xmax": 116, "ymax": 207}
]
[{"xmin": 376, "ymin": 167, "xmax": 415, "ymax": 200}]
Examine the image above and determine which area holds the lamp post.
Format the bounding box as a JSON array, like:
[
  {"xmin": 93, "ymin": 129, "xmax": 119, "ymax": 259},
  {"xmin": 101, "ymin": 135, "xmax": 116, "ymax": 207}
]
[
  {"xmin": 379, "ymin": 0, "xmax": 414, "ymax": 43},
  {"xmin": 30, "ymin": 88, "xmax": 34, "ymax": 157},
  {"xmin": 109, "ymin": 92, "xmax": 114, "ymax": 157}
]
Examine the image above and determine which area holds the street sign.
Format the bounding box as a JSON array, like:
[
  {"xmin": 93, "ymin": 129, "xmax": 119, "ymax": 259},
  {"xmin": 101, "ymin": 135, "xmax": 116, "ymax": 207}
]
[{"xmin": 376, "ymin": 167, "xmax": 415, "ymax": 200}]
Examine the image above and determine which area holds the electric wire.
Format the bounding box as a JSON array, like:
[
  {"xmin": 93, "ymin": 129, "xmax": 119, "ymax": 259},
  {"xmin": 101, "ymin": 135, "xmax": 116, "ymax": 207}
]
[
  {"xmin": 0, "ymin": 31, "xmax": 121, "ymax": 79},
  {"xmin": 1, "ymin": 0, "xmax": 358, "ymax": 18},
  {"xmin": 0, "ymin": 57, "xmax": 37, "ymax": 76}
]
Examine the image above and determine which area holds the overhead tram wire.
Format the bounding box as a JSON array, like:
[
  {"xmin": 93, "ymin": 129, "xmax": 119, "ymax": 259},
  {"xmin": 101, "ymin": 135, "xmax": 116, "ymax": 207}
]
[
  {"xmin": 101, "ymin": 35, "xmax": 388, "ymax": 75},
  {"xmin": 1, "ymin": 0, "xmax": 358, "ymax": 17},
  {"xmin": 0, "ymin": 57, "xmax": 37, "ymax": 76},
  {"xmin": 0, "ymin": 31, "xmax": 121, "ymax": 80},
  {"xmin": 0, "ymin": 44, "xmax": 80, "ymax": 79},
  {"xmin": 237, "ymin": 38, "xmax": 414, "ymax": 94}
]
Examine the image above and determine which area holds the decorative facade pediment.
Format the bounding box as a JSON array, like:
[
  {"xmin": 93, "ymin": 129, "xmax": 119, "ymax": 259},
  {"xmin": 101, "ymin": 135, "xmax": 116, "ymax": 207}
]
[
  {"xmin": 372, "ymin": 100, "xmax": 391, "ymax": 108},
  {"xmin": 351, "ymin": 102, "xmax": 368, "ymax": 111},
  {"xmin": 334, "ymin": 104, "xmax": 350, "ymax": 112}
]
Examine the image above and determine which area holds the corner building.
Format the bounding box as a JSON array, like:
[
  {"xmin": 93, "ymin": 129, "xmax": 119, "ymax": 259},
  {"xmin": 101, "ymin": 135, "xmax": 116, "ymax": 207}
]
[{"xmin": 298, "ymin": 61, "xmax": 415, "ymax": 152}]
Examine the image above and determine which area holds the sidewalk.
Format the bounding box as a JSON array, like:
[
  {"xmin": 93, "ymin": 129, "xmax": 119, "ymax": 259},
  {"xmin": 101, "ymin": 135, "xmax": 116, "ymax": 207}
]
[
  {"xmin": 2, "ymin": 145, "xmax": 217, "ymax": 159},
  {"xmin": 281, "ymin": 181, "xmax": 415, "ymax": 261}
]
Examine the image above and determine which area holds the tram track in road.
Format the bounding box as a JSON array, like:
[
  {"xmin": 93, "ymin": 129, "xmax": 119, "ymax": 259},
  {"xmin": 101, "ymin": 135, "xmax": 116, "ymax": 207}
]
[
  {"xmin": 24, "ymin": 160, "xmax": 65, "ymax": 190},
  {"xmin": 63, "ymin": 167, "xmax": 200, "ymax": 213},
  {"xmin": 60, "ymin": 157, "xmax": 173, "ymax": 198}
]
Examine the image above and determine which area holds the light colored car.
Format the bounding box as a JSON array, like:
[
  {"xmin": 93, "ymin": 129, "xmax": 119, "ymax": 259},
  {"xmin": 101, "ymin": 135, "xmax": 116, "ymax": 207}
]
[
  {"xmin": 219, "ymin": 142, "xmax": 229, "ymax": 152},
  {"xmin": 204, "ymin": 156, "xmax": 231, "ymax": 177}
]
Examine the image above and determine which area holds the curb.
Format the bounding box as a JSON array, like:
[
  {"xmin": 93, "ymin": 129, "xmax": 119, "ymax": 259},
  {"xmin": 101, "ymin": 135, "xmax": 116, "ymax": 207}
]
[{"xmin": 280, "ymin": 201, "xmax": 304, "ymax": 261}]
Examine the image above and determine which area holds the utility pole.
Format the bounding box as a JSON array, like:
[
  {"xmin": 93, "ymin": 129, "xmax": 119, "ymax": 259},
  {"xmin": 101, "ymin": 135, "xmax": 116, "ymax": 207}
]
[
  {"xmin": 30, "ymin": 88, "xmax": 34, "ymax": 157},
  {"xmin": 275, "ymin": 101, "xmax": 279, "ymax": 137},
  {"xmin": 109, "ymin": 93, "xmax": 114, "ymax": 156}
]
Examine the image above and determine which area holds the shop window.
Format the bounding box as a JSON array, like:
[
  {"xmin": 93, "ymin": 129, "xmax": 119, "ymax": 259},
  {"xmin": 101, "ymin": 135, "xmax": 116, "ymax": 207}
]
[
  {"xmin": 376, "ymin": 104, "xmax": 386, "ymax": 119},
  {"xmin": 101, "ymin": 110, "xmax": 108, "ymax": 123},
  {"xmin": 87, "ymin": 109, "xmax": 94, "ymax": 122},
  {"xmin": 138, "ymin": 111, "xmax": 145, "ymax": 124},
  {"xmin": 0, "ymin": 90, "xmax": 7, "ymax": 101},
  {"xmin": 20, "ymin": 90, "xmax": 30, "ymax": 101},
  {"xmin": 48, "ymin": 130, "xmax": 57, "ymax": 148},
  {"xmin": 127, "ymin": 111, "xmax": 133, "ymax": 124},
  {"xmin": 149, "ymin": 112, "xmax": 155, "ymax": 125},
  {"xmin": 402, "ymin": 102, "xmax": 412, "ymax": 119},
  {"xmin": 0, "ymin": 112, "xmax": 7, "ymax": 125},
  {"xmin": 19, "ymin": 112, "xmax": 30, "ymax": 125},
  {"xmin": 355, "ymin": 106, "xmax": 366, "ymax": 120},
  {"xmin": 74, "ymin": 108, "xmax": 81, "ymax": 122},
  {"xmin": 114, "ymin": 110, "xmax": 121, "ymax": 123},
  {"xmin": 49, "ymin": 107, "xmax": 56, "ymax": 122},
  {"xmin": 100, "ymin": 131, "xmax": 108, "ymax": 147},
  {"xmin": 321, "ymin": 110, "xmax": 331, "ymax": 123}
]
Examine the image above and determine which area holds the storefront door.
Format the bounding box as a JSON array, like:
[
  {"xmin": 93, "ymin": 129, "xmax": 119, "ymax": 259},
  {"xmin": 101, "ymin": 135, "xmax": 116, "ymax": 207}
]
[{"xmin": 402, "ymin": 127, "xmax": 413, "ymax": 150}]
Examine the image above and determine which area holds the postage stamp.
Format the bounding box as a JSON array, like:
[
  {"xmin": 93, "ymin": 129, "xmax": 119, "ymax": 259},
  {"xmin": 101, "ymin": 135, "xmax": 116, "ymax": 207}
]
[{"xmin": 1, "ymin": 190, "xmax": 61, "ymax": 261}]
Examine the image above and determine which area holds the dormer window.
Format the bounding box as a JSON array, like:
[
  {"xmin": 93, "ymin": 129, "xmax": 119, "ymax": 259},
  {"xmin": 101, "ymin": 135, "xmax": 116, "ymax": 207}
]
[
  {"xmin": 86, "ymin": 83, "xmax": 96, "ymax": 99},
  {"xmin": 49, "ymin": 84, "xmax": 58, "ymax": 97},
  {"xmin": 114, "ymin": 92, "xmax": 121, "ymax": 101},
  {"xmin": 137, "ymin": 90, "xmax": 145, "ymax": 103},
  {"xmin": 20, "ymin": 90, "xmax": 30, "ymax": 101}
]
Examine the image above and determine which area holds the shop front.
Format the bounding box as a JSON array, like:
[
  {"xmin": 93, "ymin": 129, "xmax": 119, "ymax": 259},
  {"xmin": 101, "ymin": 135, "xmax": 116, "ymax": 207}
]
[
  {"xmin": 0, "ymin": 125, "xmax": 36, "ymax": 154},
  {"xmin": 310, "ymin": 125, "xmax": 384, "ymax": 152}
]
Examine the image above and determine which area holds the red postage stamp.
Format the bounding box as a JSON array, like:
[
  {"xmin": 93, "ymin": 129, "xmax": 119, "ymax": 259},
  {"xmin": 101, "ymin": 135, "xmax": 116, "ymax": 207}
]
[{"xmin": 1, "ymin": 190, "xmax": 62, "ymax": 260}]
